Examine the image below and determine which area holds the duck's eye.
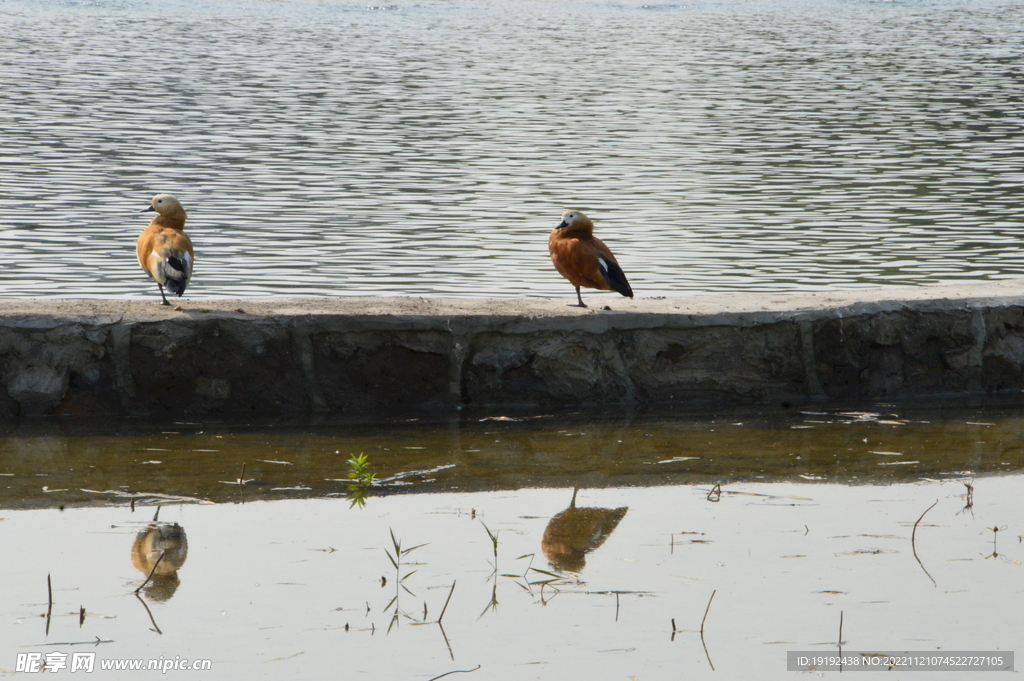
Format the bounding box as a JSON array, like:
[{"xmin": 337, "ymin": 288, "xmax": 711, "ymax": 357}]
[{"xmin": 157, "ymin": 199, "xmax": 163, "ymax": 204}]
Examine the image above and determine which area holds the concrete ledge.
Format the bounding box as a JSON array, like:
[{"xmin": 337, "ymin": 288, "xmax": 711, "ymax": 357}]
[{"xmin": 3, "ymin": 281, "xmax": 1024, "ymax": 420}]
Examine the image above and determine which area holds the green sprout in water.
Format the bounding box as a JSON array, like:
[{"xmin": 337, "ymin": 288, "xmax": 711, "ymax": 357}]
[
  {"xmin": 383, "ymin": 528, "xmax": 427, "ymax": 632},
  {"xmin": 480, "ymin": 522, "xmax": 500, "ymax": 617},
  {"xmin": 477, "ymin": 521, "xmax": 562, "ymax": 616},
  {"xmin": 346, "ymin": 453, "xmax": 376, "ymax": 508}
]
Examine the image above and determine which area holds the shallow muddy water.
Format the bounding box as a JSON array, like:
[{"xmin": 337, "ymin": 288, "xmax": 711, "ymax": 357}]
[
  {"xmin": 2, "ymin": 0, "xmax": 1024, "ymax": 300},
  {"xmin": 0, "ymin": 406, "xmax": 1021, "ymax": 678},
  {"xmin": 3, "ymin": 405, "xmax": 1024, "ymax": 507}
]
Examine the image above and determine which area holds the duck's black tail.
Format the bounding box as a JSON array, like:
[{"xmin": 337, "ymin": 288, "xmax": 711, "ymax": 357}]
[
  {"xmin": 157, "ymin": 250, "xmax": 192, "ymax": 297},
  {"xmin": 597, "ymin": 253, "xmax": 633, "ymax": 298}
]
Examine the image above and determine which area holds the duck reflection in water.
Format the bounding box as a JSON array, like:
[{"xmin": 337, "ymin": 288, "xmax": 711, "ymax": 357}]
[
  {"xmin": 131, "ymin": 523, "xmax": 188, "ymax": 601},
  {"xmin": 542, "ymin": 489, "xmax": 627, "ymax": 573}
]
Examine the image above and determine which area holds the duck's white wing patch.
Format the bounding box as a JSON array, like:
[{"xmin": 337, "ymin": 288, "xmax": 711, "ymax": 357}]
[
  {"xmin": 146, "ymin": 251, "xmax": 168, "ymax": 284},
  {"xmin": 154, "ymin": 248, "xmax": 191, "ymax": 283}
]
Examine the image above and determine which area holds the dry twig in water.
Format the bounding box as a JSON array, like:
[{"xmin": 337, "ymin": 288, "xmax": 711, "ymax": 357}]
[
  {"xmin": 39, "ymin": 636, "xmax": 112, "ymax": 647},
  {"xmin": 911, "ymin": 500, "xmax": 938, "ymax": 587},
  {"xmin": 426, "ymin": 665, "xmax": 481, "ymax": 681},
  {"xmin": 700, "ymin": 589, "xmax": 716, "ymax": 670},
  {"xmin": 438, "ymin": 581, "xmax": 456, "ymax": 624},
  {"xmin": 700, "ymin": 589, "xmax": 716, "ymax": 635},
  {"xmin": 135, "ymin": 593, "xmax": 162, "ymax": 634},
  {"xmin": 45, "ymin": 574, "xmax": 53, "ymax": 636},
  {"xmin": 134, "ymin": 550, "xmax": 166, "ymax": 594}
]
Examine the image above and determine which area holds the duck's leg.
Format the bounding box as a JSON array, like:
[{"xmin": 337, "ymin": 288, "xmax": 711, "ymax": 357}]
[
  {"xmin": 158, "ymin": 282, "xmax": 171, "ymax": 306},
  {"xmin": 569, "ymin": 286, "xmax": 587, "ymax": 308}
]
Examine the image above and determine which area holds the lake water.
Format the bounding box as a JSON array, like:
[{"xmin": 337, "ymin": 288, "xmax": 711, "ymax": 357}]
[
  {"xmin": 0, "ymin": 406, "xmax": 1021, "ymax": 678},
  {"xmin": 1, "ymin": 0, "xmax": 1023, "ymax": 301}
]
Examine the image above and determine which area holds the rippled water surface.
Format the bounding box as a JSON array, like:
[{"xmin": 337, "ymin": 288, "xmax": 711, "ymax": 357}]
[{"xmin": 1, "ymin": 0, "xmax": 1023, "ymax": 300}]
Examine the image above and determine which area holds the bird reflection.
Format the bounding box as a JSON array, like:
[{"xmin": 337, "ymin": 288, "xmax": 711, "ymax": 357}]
[
  {"xmin": 542, "ymin": 489, "xmax": 627, "ymax": 572},
  {"xmin": 131, "ymin": 522, "xmax": 188, "ymax": 601}
]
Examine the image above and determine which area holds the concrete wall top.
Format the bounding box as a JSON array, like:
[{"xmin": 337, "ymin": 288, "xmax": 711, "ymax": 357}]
[
  {"xmin": 3, "ymin": 279, "xmax": 1023, "ymax": 328},
  {"xmin": 3, "ymin": 281, "xmax": 1024, "ymax": 420}
]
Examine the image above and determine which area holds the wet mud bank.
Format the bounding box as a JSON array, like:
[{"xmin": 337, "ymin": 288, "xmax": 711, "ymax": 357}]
[{"xmin": 3, "ymin": 281, "xmax": 1024, "ymax": 421}]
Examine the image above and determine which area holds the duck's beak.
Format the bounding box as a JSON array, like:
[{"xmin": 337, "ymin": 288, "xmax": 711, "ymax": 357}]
[
  {"xmin": 556, "ymin": 219, "xmax": 568, "ymax": 229},
  {"xmin": 140, "ymin": 205, "xmax": 155, "ymax": 213}
]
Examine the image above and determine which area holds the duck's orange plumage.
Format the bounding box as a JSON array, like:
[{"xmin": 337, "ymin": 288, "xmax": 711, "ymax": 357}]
[
  {"xmin": 548, "ymin": 210, "xmax": 633, "ymax": 308},
  {"xmin": 136, "ymin": 194, "xmax": 194, "ymax": 306}
]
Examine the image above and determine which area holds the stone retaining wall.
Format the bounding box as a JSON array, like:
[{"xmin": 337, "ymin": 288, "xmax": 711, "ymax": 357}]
[{"xmin": 2, "ymin": 282, "xmax": 1024, "ymax": 420}]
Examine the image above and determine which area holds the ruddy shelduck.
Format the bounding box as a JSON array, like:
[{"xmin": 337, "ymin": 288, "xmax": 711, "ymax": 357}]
[
  {"xmin": 136, "ymin": 194, "xmax": 194, "ymax": 306},
  {"xmin": 548, "ymin": 210, "xmax": 633, "ymax": 308}
]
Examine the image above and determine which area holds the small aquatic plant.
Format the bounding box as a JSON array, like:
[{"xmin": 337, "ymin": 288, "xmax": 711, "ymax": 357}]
[
  {"xmin": 481, "ymin": 522, "xmax": 498, "ymax": 575},
  {"xmin": 478, "ymin": 523, "xmax": 562, "ymax": 616},
  {"xmin": 384, "ymin": 528, "xmax": 427, "ymax": 632},
  {"xmin": 479, "ymin": 522, "xmax": 500, "ymax": 617},
  {"xmin": 346, "ymin": 453, "xmax": 376, "ymax": 508}
]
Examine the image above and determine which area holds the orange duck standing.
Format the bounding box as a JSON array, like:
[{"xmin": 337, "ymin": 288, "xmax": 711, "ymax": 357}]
[
  {"xmin": 136, "ymin": 194, "xmax": 194, "ymax": 306},
  {"xmin": 548, "ymin": 210, "xmax": 633, "ymax": 308}
]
